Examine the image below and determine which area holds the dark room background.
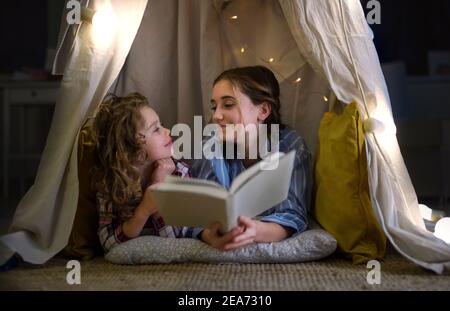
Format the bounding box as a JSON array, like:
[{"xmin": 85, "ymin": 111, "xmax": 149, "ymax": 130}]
[
  {"xmin": 2, "ymin": 1, "xmax": 450, "ymax": 75},
  {"xmin": 0, "ymin": 0, "xmax": 65, "ymax": 74}
]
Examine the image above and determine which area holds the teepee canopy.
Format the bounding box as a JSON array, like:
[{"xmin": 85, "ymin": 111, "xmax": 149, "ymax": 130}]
[
  {"xmin": 1, "ymin": 0, "xmax": 449, "ymax": 273},
  {"xmin": 0, "ymin": 0, "xmax": 148, "ymax": 264}
]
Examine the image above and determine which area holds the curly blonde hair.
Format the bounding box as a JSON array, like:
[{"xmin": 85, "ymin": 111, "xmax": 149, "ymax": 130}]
[{"xmin": 91, "ymin": 92, "xmax": 150, "ymax": 221}]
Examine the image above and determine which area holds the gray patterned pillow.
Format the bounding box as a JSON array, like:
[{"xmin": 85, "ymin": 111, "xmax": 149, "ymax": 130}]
[{"xmin": 105, "ymin": 227, "xmax": 337, "ymax": 265}]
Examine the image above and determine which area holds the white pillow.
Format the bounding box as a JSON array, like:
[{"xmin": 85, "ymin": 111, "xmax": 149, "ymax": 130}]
[{"xmin": 105, "ymin": 227, "xmax": 337, "ymax": 265}]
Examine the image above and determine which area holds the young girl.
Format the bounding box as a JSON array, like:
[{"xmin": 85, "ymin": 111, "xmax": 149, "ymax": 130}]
[
  {"xmin": 192, "ymin": 66, "xmax": 312, "ymax": 251},
  {"xmin": 91, "ymin": 93, "xmax": 202, "ymax": 254}
]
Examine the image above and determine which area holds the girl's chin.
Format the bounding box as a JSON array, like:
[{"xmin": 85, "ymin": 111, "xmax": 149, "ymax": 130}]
[
  {"xmin": 153, "ymin": 149, "xmax": 173, "ymax": 161},
  {"xmin": 167, "ymin": 144, "xmax": 174, "ymax": 157}
]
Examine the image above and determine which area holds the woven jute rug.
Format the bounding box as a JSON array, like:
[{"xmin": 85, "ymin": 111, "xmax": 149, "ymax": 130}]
[{"xmin": 1, "ymin": 248, "xmax": 449, "ymax": 291}]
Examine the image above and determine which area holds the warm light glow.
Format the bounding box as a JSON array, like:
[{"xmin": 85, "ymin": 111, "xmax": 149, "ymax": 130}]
[
  {"xmin": 294, "ymin": 77, "xmax": 302, "ymax": 84},
  {"xmin": 230, "ymin": 15, "xmax": 238, "ymax": 20},
  {"xmin": 240, "ymin": 47, "xmax": 245, "ymax": 53},
  {"xmin": 434, "ymin": 217, "xmax": 450, "ymax": 244},
  {"xmin": 81, "ymin": 7, "xmax": 95, "ymax": 23},
  {"xmin": 268, "ymin": 57, "xmax": 274, "ymax": 63},
  {"xmin": 92, "ymin": 9, "xmax": 117, "ymax": 31},
  {"xmin": 91, "ymin": 7, "xmax": 119, "ymax": 47},
  {"xmin": 323, "ymin": 96, "xmax": 328, "ymax": 102}
]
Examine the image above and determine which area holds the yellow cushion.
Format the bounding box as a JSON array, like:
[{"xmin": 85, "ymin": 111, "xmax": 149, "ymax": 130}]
[
  {"xmin": 314, "ymin": 102, "xmax": 386, "ymax": 264},
  {"xmin": 62, "ymin": 119, "xmax": 102, "ymax": 259}
]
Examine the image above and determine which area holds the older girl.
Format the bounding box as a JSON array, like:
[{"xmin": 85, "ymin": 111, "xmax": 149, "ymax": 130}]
[{"xmin": 192, "ymin": 66, "xmax": 312, "ymax": 251}]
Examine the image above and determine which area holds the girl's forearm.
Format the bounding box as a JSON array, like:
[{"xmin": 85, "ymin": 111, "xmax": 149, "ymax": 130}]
[
  {"xmin": 121, "ymin": 203, "xmax": 155, "ymax": 238},
  {"xmin": 255, "ymin": 221, "xmax": 291, "ymax": 243}
]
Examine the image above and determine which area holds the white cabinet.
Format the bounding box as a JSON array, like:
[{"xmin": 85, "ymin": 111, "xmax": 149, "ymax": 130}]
[{"xmin": 1, "ymin": 81, "xmax": 60, "ymax": 198}]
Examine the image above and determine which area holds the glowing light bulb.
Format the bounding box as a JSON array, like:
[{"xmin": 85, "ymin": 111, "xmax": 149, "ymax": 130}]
[
  {"xmin": 230, "ymin": 15, "xmax": 238, "ymax": 20},
  {"xmin": 323, "ymin": 96, "xmax": 328, "ymax": 102},
  {"xmin": 92, "ymin": 9, "xmax": 118, "ymax": 32},
  {"xmin": 268, "ymin": 58, "xmax": 274, "ymax": 63},
  {"xmin": 434, "ymin": 217, "xmax": 450, "ymax": 244},
  {"xmin": 294, "ymin": 77, "xmax": 302, "ymax": 84},
  {"xmin": 240, "ymin": 47, "xmax": 245, "ymax": 53},
  {"xmin": 363, "ymin": 117, "xmax": 385, "ymax": 134},
  {"xmin": 90, "ymin": 8, "xmax": 118, "ymax": 48}
]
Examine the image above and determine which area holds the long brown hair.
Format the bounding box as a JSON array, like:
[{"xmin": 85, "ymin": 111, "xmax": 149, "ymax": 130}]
[
  {"xmin": 91, "ymin": 92, "xmax": 149, "ymax": 221},
  {"xmin": 213, "ymin": 65, "xmax": 285, "ymax": 134}
]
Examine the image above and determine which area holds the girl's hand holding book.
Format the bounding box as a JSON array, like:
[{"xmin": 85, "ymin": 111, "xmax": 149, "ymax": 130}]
[
  {"xmin": 200, "ymin": 223, "xmax": 244, "ymax": 251},
  {"xmin": 200, "ymin": 216, "xmax": 291, "ymax": 251}
]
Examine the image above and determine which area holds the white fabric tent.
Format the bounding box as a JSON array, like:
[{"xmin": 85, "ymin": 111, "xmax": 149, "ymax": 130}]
[{"xmin": 1, "ymin": 0, "xmax": 449, "ymax": 273}]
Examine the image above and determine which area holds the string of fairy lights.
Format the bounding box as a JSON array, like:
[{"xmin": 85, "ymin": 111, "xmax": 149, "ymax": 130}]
[{"xmin": 219, "ymin": 8, "xmax": 329, "ymax": 104}]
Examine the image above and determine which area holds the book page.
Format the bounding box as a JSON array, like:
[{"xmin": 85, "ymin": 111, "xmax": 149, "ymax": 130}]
[
  {"xmin": 231, "ymin": 150, "xmax": 296, "ymax": 218},
  {"xmin": 164, "ymin": 175, "xmax": 224, "ymax": 189},
  {"xmin": 229, "ymin": 151, "xmax": 284, "ymax": 194},
  {"xmin": 153, "ymin": 183, "xmax": 228, "ymax": 199}
]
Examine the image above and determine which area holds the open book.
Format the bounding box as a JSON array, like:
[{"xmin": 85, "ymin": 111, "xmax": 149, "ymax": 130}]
[{"xmin": 152, "ymin": 151, "xmax": 296, "ymax": 233}]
